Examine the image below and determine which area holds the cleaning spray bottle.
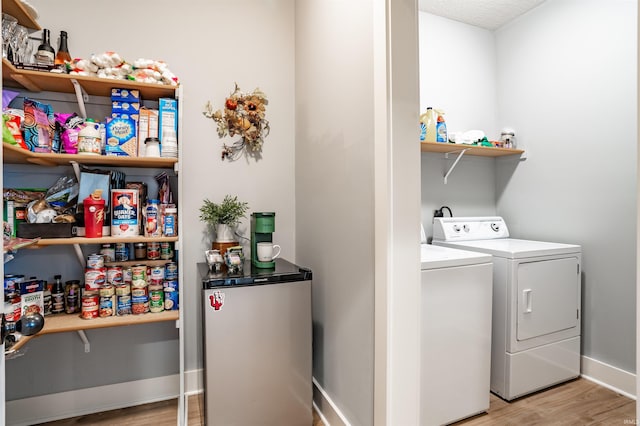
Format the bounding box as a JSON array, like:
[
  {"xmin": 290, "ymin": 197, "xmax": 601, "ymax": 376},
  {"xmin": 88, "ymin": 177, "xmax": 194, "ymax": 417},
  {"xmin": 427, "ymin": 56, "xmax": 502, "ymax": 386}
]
[
  {"xmin": 419, "ymin": 107, "xmax": 437, "ymax": 142},
  {"xmin": 435, "ymin": 109, "xmax": 447, "ymax": 143}
]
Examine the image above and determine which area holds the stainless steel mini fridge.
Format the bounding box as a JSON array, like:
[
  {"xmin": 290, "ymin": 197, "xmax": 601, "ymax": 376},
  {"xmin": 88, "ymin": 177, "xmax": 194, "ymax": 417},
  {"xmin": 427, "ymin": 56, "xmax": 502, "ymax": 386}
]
[{"xmin": 199, "ymin": 259, "xmax": 312, "ymax": 426}]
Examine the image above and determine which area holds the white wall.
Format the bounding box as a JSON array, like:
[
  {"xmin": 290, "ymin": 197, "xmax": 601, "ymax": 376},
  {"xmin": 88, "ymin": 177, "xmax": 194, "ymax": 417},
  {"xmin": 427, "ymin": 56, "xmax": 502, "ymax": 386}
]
[
  {"xmin": 419, "ymin": 12, "xmax": 499, "ymax": 237},
  {"xmin": 8, "ymin": 0, "xmax": 296, "ymax": 403},
  {"xmin": 295, "ymin": 1, "xmax": 421, "ymax": 424},
  {"xmin": 495, "ymin": 0, "xmax": 637, "ymax": 373},
  {"xmin": 420, "ymin": 0, "xmax": 636, "ymax": 378}
]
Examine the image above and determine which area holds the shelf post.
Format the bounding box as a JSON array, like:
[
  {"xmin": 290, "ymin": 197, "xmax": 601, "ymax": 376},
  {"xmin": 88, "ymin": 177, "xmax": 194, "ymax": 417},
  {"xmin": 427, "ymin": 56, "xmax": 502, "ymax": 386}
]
[
  {"xmin": 77, "ymin": 330, "xmax": 90, "ymax": 353},
  {"xmin": 70, "ymin": 79, "xmax": 89, "ymax": 119}
]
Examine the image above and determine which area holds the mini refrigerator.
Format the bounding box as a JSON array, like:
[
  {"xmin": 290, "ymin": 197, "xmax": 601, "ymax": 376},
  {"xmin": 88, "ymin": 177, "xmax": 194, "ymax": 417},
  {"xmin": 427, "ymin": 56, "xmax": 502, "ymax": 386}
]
[{"xmin": 199, "ymin": 259, "xmax": 312, "ymax": 425}]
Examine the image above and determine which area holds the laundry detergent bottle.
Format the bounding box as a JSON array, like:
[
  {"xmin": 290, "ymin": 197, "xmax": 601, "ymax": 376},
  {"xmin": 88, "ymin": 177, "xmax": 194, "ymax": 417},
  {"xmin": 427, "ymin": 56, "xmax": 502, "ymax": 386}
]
[
  {"xmin": 420, "ymin": 107, "xmax": 437, "ymax": 142},
  {"xmin": 435, "ymin": 110, "xmax": 448, "ymax": 143}
]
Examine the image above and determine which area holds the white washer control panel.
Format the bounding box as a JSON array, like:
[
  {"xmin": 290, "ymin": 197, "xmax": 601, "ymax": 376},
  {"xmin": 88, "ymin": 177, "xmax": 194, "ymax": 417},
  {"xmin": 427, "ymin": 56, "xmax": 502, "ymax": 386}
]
[{"xmin": 433, "ymin": 216, "xmax": 510, "ymax": 241}]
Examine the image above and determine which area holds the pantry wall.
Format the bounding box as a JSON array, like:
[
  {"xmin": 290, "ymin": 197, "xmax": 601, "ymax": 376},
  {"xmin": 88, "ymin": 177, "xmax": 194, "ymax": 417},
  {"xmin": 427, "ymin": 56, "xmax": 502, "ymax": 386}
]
[
  {"xmin": 421, "ymin": 0, "xmax": 637, "ymax": 387},
  {"xmin": 4, "ymin": 0, "xmax": 298, "ymax": 423}
]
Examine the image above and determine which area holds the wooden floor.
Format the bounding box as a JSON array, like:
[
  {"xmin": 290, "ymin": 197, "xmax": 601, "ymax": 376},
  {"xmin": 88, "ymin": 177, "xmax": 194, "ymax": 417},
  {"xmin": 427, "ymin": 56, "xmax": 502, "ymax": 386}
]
[{"xmin": 37, "ymin": 378, "xmax": 634, "ymax": 425}]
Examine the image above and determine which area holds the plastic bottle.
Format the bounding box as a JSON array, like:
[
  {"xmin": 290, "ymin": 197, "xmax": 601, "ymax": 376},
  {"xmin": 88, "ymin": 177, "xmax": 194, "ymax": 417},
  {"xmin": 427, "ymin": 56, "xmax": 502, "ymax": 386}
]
[
  {"xmin": 84, "ymin": 189, "xmax": 105, "ymax": 238},
  {"xmin": 436, "ymin": 110, "xmax": 448, "ymax": 143},
  {"xmin": 78, "ymin": 119, "xmax": 102, "ymax": 155},
  {"xmin": 419, "ymin": 107, "xmax": 437, "ymax": 142}
]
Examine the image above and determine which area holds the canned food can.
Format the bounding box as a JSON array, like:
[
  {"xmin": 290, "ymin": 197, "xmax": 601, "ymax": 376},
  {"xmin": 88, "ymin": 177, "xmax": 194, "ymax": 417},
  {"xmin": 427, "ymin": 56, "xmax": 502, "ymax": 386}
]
[
  {"xmin": 100, "ymin": 243, "xmax": 115, "ymax": 262},
  {"xmin": 99, "ymin": 295, "xmax": 116, "ymax": 317},
  {"xmin": 131, "ymin": 295, "xmax": 149, "ymax": 315},
  {"xmin": 149, "ymin": 284, "xmax": 164, "ymax": 313},
  {"xmin": 149, "ymin": 266, "xmax": 165, "ymax": 281},
  {"xmin": 160, "ymin": 242, "xmax": 173, "ymax": 260},
  {"xmin": 163, "ymin": 279, "xmax": 178, "ymax": 291},
  {"xmin": 117, "ymin": 295, "xmax": 132, "ymax": 316},
  {"xmin": 99, "ymin": 285, "xmax": 115, "ymax": 297},
  {"xmin": 81, "ymin": 292, "xmax": 99, "ymax": 319},
  {"xmin": 85, "ymin": 267, "xmax": 106, "ymax": 290},
  {"xmin": 123, "ymin": 267, "xmax": 133, "ymax": 284},
  {"xmin": 115, "ymin": 242, "xmax": 129, "ymax": 261},
  {"xmin": 147, "ymin": 242, "xmax": 160, "ymax": 260},
  {"xmin": 107, "ymin": 266, "xmax": 123, "ymax": 285},
  {"xmin": 164, "ymin": 287, "xmax": 179, "ymax": 311},
  {"xmin": 115, "ymin": 283, "xmax": 131, "ymax": 296},
  {"xmin": 131, "ymin": 287, "xmax": 148, "ymax": 298},
  {"xmin": 87, "ymin": 253, "xmax": 105, "ymax": 269},
  {"xmin": 131, "ymin": 264, "xmax": 147, "ymax": 288},
  {"xmin": 10, "ymin": 292, "xmax": 21, "ymax": 322},
  {"xmin": 164, "ymin": 262, "xmax": 178, "ymax": 280}
]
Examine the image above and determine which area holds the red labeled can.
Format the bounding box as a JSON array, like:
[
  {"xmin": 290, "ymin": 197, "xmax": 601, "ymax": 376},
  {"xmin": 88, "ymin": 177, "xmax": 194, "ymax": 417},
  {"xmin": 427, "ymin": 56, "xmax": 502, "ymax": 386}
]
[{"xmin": 81, "ymin": 292, "xmax": 99, "ymax": 319}]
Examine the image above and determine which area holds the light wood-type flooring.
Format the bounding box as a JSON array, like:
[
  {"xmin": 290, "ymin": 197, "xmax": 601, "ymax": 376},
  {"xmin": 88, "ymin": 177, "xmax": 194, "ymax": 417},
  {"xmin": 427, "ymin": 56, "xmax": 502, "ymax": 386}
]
[{"xmin": 37, "ymin": 378, "xmax": 634, "ymax": 425}]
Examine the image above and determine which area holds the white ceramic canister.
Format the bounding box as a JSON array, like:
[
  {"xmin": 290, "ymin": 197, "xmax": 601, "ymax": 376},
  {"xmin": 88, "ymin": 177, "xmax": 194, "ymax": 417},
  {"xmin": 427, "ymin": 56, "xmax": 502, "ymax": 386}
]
[{"xmin": 78, "ymin": 119, "xmax": 102, "ymax": 155}]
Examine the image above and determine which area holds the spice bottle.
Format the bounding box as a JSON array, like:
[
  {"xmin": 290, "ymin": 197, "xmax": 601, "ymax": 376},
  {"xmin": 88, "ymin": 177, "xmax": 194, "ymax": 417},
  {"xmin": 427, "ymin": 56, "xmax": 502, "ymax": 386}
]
[{"xmin": 51, "ymin": 275, "xmax": 65, "ymax": 314}]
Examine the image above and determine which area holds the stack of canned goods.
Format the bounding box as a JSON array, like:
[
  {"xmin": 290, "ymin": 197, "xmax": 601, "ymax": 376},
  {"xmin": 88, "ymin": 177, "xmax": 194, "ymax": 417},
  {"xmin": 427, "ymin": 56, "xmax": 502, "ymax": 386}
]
[
  {"xmin": 100, "ymin": 242, "xmax": 175, "ymax": 262},
  {"xmin": 82, "ymin": 254, "xmax": 105, "ymax": 319}
]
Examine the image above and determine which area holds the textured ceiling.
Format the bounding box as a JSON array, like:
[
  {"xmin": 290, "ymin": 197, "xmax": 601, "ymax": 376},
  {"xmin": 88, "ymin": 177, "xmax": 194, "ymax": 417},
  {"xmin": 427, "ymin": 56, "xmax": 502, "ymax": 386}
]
[{"xmin": 418, "ymin": 0, "xmax": 547, "ymax": 30}]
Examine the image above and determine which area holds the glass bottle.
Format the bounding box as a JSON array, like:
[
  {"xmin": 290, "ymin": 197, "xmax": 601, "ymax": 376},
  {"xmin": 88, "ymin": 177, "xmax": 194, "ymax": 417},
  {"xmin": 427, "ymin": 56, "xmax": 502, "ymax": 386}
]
[
  {"xmin": 35, "ymin": 29, "xmax": 55, "ymax": 66},
  {"xmin": 51, "ymin": 274, "xmax": 65, "ymax": 314},
  {"xmin": 55, "ymin": 30, "xmax": 71, "ymax": 66}
]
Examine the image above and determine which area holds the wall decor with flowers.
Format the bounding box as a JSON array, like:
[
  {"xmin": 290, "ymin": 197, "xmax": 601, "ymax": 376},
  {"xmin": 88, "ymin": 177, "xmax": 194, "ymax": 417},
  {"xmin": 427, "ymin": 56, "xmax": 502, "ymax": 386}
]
[{"xmin": 203, "ymin": 83, "xmax": 270, "ymax": 161}]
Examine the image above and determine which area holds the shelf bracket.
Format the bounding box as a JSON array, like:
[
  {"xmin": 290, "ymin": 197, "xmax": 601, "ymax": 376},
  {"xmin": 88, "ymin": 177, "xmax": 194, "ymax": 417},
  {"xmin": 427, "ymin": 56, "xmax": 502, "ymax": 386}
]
[
  {"xmin": 77, "ymin": 330, "xmax": 90, "ymax": 353},
  {"xmin": 443, "ymin": 148, "xmax": 470, "ymax": 184},
  {"xmin": 70, "ymin": 79, "xmax": 89, "ymax": 119},
  {"xmin": 73, "ymin": 244, "xmax": 86, "ymax": 269}
]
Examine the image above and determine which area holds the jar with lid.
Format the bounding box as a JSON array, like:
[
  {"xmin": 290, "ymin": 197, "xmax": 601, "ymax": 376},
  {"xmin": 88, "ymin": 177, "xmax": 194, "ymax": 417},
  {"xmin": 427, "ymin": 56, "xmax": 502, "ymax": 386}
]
[
  {"xmin": 144, "ymin": 137, "xmax": 161, "ymax": 157},
  {"xmin": 78, "ymin": 119, "xmax": 102, "ymax": 155},
  {"xmin": 134, "ymin": 242, "xmax": 147, "ymax": 260}
]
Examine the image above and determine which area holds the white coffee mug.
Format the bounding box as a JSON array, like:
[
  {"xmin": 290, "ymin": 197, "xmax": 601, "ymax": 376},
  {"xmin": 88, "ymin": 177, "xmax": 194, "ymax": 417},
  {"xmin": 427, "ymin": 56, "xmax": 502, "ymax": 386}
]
[{"xmin": 257, "ymin": 242, "xmax": 281, "ymax": 262}]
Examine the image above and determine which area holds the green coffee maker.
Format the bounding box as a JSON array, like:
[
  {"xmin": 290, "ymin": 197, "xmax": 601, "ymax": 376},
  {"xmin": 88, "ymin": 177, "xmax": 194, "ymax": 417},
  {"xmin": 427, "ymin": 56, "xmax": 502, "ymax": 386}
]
[{"xmin": 251, "ymin": 212, "xmax": 276, "ymax": 268}]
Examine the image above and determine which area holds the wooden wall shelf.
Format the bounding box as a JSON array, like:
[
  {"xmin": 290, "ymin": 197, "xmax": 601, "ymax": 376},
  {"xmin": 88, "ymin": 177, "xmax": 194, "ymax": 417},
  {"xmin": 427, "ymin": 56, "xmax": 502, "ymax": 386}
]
[
  {"xmin": 3, "ymin": 0, "xmax": 40, "ymax": 30},
  {"xmin": 8, "ymin": 310, "xmax": 179, "ymax": 352},
  {"xmin": 3, "ymin": 141, "xmax": 178, "ymax": 168},
  {"xmin": 421, "ymin": 141, "xmax": 524, "ymax": 157},
  {"xmin": 2, "ymin": 58, "xmax": 178, "ymax": 101}
]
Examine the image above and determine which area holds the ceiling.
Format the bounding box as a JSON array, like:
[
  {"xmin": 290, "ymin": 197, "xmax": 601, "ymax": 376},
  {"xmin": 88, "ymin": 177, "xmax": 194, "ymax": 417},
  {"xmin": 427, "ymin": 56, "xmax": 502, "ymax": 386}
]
[{"xmin": 418, "ymin": 0, "xmax": 547, "ymax": 31}]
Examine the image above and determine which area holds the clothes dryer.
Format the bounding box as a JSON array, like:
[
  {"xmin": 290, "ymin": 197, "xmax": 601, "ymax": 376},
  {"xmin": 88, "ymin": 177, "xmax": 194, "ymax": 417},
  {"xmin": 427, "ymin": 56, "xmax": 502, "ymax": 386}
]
[{"xmin": 432, "ymin": 217, "xmax": 582, "ymax": 401}]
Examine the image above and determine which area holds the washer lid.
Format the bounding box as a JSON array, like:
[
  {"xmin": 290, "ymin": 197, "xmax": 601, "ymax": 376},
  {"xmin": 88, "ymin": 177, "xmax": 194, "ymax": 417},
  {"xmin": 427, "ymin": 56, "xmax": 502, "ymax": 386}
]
[
  {"xmin": 421, "ymin": 244, "xmax": 492, "ymax": 269},
  {"xmin": 434, "ymin": 238, "xmax": 581, "ymax": 259}
]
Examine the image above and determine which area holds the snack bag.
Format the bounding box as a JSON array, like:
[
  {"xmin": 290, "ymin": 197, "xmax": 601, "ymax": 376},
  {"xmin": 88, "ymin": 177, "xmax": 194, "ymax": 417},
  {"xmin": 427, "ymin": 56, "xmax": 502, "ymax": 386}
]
[{"xmin": 24, "ymin": 98, "xmax": 56, "ymax": 153}]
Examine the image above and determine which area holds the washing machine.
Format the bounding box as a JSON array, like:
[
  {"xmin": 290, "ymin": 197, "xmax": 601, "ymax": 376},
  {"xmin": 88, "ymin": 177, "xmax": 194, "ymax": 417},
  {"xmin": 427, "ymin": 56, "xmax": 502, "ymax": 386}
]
[
  {"xmin": 420, "ymin": 237, "xmax": 493, "ymax": 425},
  {"xmin": 432, "ymin": 217, "xmax": 582, "ymax": 401}
]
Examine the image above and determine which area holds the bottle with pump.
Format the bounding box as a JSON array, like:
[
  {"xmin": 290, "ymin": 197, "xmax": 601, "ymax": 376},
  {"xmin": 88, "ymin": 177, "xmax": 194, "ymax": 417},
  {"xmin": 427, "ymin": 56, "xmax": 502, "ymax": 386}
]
[
  {"xmin": 35, "ymin": 29, "xmax": 55, "ymax": 66},
  {"xmin": 55, "ymin": 30, "xmax": 71, "ymax": 67},
  {"xmin": 435, "ymin": 110, "xmax": 448, "ymax": 143},
  {"xmin": 51, "ymin": 275, "xmax": 64, "ymax": 314},
  {"xmin": 419, "ymin": 107, "xmax": 437, "ymax": 143}
]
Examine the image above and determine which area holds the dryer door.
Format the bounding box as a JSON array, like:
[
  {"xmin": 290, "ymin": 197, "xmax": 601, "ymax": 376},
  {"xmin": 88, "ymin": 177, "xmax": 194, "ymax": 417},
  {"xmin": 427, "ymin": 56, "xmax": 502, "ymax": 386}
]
[{"xmin": 516, "ymin": 257, "xmax": 580, "ymax": 342}]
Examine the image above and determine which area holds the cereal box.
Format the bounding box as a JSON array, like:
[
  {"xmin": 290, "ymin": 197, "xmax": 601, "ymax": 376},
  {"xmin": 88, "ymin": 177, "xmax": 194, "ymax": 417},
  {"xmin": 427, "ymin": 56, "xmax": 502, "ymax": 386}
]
[
  {"xmin": 111, "ymin": 189, "xmax": 139, "ymax": 237},
  {"xmin": 105, "ymin": 116, "xmax": 137, "ymax": 156},
  {"xmin": 159, "ymin": 98, "xmax": 177, "ymax": 143}
]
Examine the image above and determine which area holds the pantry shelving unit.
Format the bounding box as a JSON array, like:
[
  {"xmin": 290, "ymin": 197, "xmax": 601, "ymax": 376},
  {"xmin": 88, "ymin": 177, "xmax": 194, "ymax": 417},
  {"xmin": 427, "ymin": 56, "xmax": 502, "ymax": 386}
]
[
  {"xmin": 1, "ymin": 4, "xmax": 185, "ymax": 421},
  {"xmin": 421, "ymin": 141, "xmax": 524, "ymax": 184}
]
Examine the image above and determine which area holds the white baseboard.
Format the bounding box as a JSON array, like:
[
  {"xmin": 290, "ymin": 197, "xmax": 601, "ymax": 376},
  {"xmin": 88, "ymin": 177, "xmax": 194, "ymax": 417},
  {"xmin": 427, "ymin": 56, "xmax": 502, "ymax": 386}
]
[
  {"xmin": 6, "ymin": 368, "xmax": 205, "ymax": 426},
  {"xmin": 313, "ymin": 377, "xmax": 351, "ymax": 426},
  {"xmin": 581, "ymin": 355, "xmax": 636, "ymax": 399},
  {"xmin": 6, "ymin": 374, "xmax": 180, "ymax": 426}
]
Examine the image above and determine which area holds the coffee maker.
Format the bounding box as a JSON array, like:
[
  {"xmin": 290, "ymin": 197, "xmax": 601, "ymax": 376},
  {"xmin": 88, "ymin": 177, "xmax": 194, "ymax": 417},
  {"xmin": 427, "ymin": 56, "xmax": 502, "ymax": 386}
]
[{"xmin": 251, "ymin": 212, "xmax": 276, "ymax": 268}]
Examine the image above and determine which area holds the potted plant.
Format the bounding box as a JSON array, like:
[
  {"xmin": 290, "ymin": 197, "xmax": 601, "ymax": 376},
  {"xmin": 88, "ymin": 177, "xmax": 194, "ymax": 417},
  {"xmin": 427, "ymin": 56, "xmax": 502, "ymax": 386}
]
[{"xmin": 199, "ymin": 195, "xmax": 249, "ymax": 242}]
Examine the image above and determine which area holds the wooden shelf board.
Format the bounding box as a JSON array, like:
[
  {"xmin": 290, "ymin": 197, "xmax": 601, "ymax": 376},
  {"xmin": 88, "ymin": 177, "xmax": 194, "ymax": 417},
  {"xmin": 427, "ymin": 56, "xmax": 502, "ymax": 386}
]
[
  {"xmin": 105, "ymin": 259, "xmax": 175, "ymax": 267},
  {"xmin": 7, "ymin": 310, "xmax": 179, "ymax": 353},
  {"xmin": 421, "ymin": 141, "xmax": 524, "ymax": 157},
  {"xmin": 3, "ymin": 0, "xmax": 40, "ymax": 30},
  {"xmin": 2, "ymin": 58, "xmax": 178, "ymax": 100},
  {"xmin": 29, "ymin": 236, "xmax": 179, "ymax": 247},
  {"xmin": 3, "ymin": 143, "xmax": 178, "ymax": 168}
]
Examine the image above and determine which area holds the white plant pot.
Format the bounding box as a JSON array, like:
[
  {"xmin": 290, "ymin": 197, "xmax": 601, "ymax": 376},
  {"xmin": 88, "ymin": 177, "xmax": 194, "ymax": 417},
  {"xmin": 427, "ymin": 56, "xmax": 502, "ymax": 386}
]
[{"xmin": 215, "ymin": 223, "xmax": 236, "ymax": 242}]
